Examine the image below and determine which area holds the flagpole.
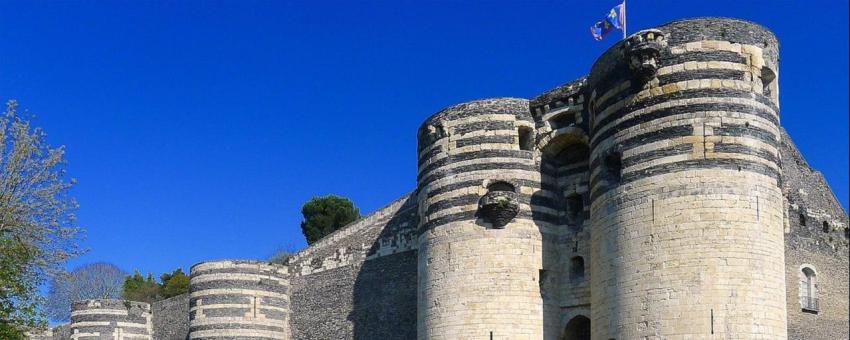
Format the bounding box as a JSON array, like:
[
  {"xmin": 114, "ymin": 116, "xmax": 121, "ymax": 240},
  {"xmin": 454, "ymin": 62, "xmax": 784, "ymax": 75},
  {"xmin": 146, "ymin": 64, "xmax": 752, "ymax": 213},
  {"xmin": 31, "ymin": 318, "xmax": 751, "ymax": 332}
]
[{"xmin": 623, "ymin": 0, "xmax": 627, "ymax": 39}]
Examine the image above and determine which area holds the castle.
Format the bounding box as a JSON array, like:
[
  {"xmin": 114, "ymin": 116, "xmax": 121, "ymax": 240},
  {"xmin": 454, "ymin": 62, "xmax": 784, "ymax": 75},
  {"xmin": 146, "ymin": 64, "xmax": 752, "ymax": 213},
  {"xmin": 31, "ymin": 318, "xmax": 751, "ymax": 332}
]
[{"xmin": 30, "ymin": 17, "xmax": 849, "ymax": 340}]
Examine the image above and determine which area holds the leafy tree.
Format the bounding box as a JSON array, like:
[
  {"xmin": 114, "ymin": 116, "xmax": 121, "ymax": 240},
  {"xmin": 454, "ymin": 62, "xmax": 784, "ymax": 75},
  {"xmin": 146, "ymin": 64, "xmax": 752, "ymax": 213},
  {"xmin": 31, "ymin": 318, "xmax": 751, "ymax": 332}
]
[
  {"xmin": 45, "ymin": 262, "xmax": 126, "ymax": 322},
  {"xmin": 122, "ymin": 271, "xmax": 160, "ymax": 304},
  {"xmin": 122, "ymin": 268, "xmax": 190, "ymax": 303},
  {"xmin": 160, "ymin": 269, "xmax": 189, "ymax": 299},
  {"xmin": 0, "ymin": 100, "xmax": 82, "ymax": 336},
  {"xmin": 300, "ymin": 195, "xmax": 360, "ymax": 245},
  {"xmin": 0, "ymin": 238, "xmax": 40, "ymax": 339}
]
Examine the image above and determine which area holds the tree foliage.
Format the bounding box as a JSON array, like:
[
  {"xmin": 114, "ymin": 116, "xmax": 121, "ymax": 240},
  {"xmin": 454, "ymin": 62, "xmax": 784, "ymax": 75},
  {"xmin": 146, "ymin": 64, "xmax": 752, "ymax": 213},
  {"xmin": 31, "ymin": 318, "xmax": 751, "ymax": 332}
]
[
  {"xmin": 122, "ymin": 271, "xmax": 160, "ymax": 304},
  {"xmin": 159, "ymin": 269, "xmax": 189, "ymax": 299},
  {"xmin": 122, "ymin": 268, "xmax": 190, "ymax": 303},
  {"xmin": 45, "ymin": 262, "xmax": 126, "ymax": 322},
  {"xmin": 0, "ymin": 100, "xmax": 82, "ymax": 336},
  {"xmin": 300, "ymin": 195, "xmax": 359, "ymax": 245}
]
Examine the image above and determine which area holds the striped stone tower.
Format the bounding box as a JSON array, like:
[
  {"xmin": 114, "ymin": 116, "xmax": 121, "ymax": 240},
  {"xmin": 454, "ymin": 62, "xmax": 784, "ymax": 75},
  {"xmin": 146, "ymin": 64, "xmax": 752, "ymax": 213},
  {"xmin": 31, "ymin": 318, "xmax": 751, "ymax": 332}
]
[
  {"xmin": 416, "ymin": 98, "xmax": 551, "ymax": 339},
  {"xmin": 69, "ymin": 299, "xmax": 152, "ymax": 340},
  {"xmin": 188, "ymin": 260, "xmax": 290, "ymax": 340},
  {"xmin": 587, "ymin": 18, "xmax": 786, "ymax": 339}
]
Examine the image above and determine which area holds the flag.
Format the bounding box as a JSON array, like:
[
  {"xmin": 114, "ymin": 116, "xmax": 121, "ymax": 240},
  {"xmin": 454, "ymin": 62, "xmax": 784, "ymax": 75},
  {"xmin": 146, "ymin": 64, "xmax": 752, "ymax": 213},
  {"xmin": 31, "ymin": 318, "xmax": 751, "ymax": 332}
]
[{"xmin": 590, "ymin": 2, "xmax": 626, "ymax": 41}]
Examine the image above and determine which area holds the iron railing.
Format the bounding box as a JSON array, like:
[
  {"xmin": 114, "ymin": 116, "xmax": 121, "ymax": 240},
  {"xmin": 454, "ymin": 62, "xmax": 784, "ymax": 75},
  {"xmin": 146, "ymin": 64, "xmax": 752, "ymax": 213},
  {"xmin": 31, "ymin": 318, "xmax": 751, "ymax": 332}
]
[{"xmin": 801, "ymin": 296, "xmax": 819, "ymax": 312}]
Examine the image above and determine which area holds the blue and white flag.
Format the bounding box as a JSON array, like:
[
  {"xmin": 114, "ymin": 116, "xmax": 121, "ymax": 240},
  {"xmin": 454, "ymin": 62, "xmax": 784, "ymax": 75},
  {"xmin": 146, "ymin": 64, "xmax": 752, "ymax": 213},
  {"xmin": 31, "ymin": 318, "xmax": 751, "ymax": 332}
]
[{"xmin": 590, "ymin": 2, "xmax": 626, "ymax": 41}]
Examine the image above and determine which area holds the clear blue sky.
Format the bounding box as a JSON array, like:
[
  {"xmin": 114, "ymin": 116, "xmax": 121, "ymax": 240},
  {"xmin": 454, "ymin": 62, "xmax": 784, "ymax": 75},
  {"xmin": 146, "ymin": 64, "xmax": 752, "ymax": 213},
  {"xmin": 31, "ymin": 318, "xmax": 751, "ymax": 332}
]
[{"xmin": 1, "ymin": 1, "xmax": 847, "ymax": 283}]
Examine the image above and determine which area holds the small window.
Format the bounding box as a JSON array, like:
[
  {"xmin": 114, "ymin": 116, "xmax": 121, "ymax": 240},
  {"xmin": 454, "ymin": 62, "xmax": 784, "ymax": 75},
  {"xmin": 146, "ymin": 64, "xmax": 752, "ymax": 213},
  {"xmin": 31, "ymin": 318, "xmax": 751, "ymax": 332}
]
[
  {"xmin": 799, "ymin": 213, "xmax": 807, "ymax": 226},
  {"xmin": 822, "ymin": 221, "xmax": 830, "ymax": 233},
  {"xmin": 801, "ymin": 266, "xmax": 818, "ymax": 312},
  {"xmin": 604, "ymin": 151, "xmax": 623, "ymax": 183},
  {"xmin": 486, "ymin": 181, "xmax": 515, "ymax": 193},
  {"xmin": 761, "ymin": 66, "xmax": 776, "ymax": 98},
  {"xmin": 570, "ymin": 256, "xmax": 585, "ymax": 282},
  {"xmin": 518, "ymin": 127, "xmax": 534, "ymax": 151},
  {"xmin": 565, "ymin": 194, "xmax": 584, "ymax": 226}
]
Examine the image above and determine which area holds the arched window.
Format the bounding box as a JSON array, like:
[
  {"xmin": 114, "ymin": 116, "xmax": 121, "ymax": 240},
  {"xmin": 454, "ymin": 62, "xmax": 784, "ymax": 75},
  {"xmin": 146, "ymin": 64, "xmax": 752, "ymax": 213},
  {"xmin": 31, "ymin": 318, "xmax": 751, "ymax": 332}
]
[
  {"xmin": 570, "ymin": 256, "xmax": 585, "ymax": 282},
  {"xmin": 822, "ymin": 221, "xmax": 830, "ymax": 233},
  {"xmin": 800, "ymin": 266, "xmax": 818, "ymax": 312},
  {"xmin": 562, "ymin": 315, "xmax": 590, "ymax": 340},
  {"xmin": 799, "ymin": 213, "xmax": 806, "ymax": 226}
]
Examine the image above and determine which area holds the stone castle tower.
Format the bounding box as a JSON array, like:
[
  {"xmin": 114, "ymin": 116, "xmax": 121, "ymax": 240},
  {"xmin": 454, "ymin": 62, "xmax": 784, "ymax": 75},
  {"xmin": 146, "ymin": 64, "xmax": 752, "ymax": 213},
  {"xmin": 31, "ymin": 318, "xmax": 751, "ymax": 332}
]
[
  {"xmin": 415, "ymin": 18, "xmax": 787, "ymax": 339},
  {"xmin": 31, "ymin": 17, "xmax": 849, "ymax": 340}
]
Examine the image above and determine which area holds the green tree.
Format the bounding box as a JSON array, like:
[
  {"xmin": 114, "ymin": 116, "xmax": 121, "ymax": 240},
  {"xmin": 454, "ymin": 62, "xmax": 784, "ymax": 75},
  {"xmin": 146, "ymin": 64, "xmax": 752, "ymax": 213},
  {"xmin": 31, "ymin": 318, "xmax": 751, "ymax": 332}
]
[
  {"xmin": 122, "ymin": 271, "xmax": 160, "ymax": 304},
  {"xmin": 160, "ymin": 269, "xmax": 189, "ymax": 299},
  {"xmin": 300, "ymin": 195, "xmax": 360, "ymax": 245},
  {"xmin": 0, "ymin": 238, "xmax": 39, "ymax": 339},
  {"xmin": 0, "ymin": 100, "xmax": 82, "ymax": 337}
]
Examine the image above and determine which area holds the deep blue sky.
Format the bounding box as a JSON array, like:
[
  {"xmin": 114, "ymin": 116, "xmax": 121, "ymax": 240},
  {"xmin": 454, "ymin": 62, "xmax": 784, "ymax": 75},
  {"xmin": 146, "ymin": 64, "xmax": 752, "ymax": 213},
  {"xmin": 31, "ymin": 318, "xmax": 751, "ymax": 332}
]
[{"xmin": 2, "ymin": 1, "xmax": 847, "ymax": 284}]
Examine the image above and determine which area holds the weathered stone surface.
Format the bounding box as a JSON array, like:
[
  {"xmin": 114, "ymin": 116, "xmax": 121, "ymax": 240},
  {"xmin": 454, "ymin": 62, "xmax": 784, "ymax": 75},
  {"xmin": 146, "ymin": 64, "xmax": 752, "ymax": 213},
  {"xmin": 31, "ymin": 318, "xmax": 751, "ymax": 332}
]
[
  {"xmin": 188, "ymin": 260, "xmax": 290, "ymax": 340},
  {"xmin": 152, "ymin": 293, "xmax": 189, "ymax": 340},
  {"xmin": 780, "ymin": 129, "xmax": 849, "ymax": 340},
  {"xmin": 69, "ymin": 299, "xmax": 152, "ymax": 340}
]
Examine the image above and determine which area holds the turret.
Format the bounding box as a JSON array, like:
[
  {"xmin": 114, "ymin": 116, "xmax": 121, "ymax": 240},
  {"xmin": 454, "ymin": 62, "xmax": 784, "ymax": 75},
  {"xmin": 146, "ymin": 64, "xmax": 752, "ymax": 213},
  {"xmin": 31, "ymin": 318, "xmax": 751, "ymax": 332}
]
[
  {"xmin": 70, "ymin": 299, "xmax": 152, "ymax": 340},
  {"xmin": 416, "ymin": 98, "xmax": 549, "ymax": 339},
  {"xmin": 189, "ymin": 260, "xmax": 290, "ymax": 339}
]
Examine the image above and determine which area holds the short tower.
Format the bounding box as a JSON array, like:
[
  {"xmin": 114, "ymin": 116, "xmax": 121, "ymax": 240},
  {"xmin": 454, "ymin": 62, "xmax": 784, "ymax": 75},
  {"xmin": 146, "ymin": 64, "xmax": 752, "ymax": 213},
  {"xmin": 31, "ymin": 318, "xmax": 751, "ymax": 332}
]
[
  {"xmin": 189, "ymin": 260, "xmax": 290, "ymax": 340},
  {"xmin": 70, "ymin": 299, "xmax": 152, "ymax": 340},
  {"xmin": 416, "ymin": 98, "xmax": 547, "ymax": 339}
]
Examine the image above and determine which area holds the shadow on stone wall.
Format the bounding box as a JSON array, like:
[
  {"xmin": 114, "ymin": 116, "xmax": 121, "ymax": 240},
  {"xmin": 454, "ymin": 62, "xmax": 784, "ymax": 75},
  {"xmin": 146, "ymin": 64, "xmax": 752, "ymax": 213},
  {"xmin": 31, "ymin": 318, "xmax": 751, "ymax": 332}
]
[{"xmin": 349, "ymin": 195, "xmax": 419, "ymax": 340}]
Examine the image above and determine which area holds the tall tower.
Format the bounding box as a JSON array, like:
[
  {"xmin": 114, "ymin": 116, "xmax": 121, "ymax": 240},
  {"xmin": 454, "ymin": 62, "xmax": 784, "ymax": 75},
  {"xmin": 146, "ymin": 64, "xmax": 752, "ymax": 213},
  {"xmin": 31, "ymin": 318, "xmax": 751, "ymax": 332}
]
[
  {"xmin": 587, "ymin": 18, "xmax": 786, "ymax": 338},
  {"xmin": 416, "ymin": 98, "xmax": 548, "ymax": 339}
]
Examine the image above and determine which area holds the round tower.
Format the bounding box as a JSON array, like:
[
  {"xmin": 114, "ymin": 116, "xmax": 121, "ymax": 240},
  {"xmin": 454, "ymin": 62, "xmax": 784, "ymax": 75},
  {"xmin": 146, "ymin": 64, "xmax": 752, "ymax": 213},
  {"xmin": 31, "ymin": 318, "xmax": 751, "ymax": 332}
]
[
  {"xmin": 416, "ymin": 98, "xmax": 549, "ymax": 339},
  {"xmin": 189, "ymin": 260, "xmax": 290, "ymax": 340},
  {"xmin": 70, "ymin": 299, "xmax": 152, "ymax": 340},
  {"xmin": 586, "ymin": 18, "xmax": 786, "ymax": 339}
]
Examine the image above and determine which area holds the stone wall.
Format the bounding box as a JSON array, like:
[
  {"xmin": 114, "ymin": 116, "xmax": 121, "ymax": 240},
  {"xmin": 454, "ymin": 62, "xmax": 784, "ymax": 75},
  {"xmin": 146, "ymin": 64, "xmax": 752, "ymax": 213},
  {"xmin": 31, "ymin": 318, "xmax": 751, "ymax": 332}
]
[
  {"xmin": 151, "ymin": 293, "xmax": 189, "ymax": 340},
  {"xmin": 531, "ymin": 77, "xmax": 593, "ymax": 338},
  {"xmin": 288, "ymin": 194, "xmax": 419, "ymax": 340},
  {"xmin": 780, "ymin": 129, "xmax": 849, "ymax": 339}
]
